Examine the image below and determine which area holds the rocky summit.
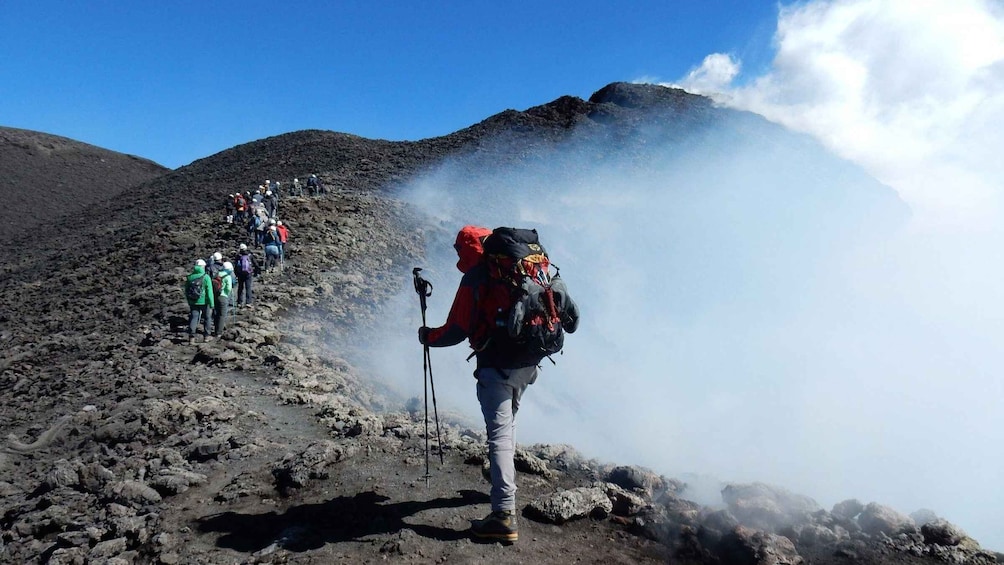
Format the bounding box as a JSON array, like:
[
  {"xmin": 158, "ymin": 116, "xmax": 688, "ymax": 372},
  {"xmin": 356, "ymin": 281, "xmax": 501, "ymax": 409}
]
[{"xmin": 1, "ymin": 83, "xmax": 1000, "ymax": 564}]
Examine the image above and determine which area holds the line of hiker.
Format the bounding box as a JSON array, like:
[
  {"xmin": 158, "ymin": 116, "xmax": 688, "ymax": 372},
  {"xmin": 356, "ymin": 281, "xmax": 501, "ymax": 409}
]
[
  {"xmin": 225, "ymin": 174, "xmax": 326, "ymax": 225},
  {"xmin": 184, "ymin": 244, "xmax": 265, "ymax": 342},
  {"xmin": 186, "ymin": 174, "xmax": 312, "ymax": 343}
]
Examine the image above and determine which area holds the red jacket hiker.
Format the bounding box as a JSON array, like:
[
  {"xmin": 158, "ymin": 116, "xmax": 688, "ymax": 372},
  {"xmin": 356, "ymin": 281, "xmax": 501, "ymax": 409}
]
[{"xmin": 420, "ymin": 225, "xmax": 538, "ymax": 369}]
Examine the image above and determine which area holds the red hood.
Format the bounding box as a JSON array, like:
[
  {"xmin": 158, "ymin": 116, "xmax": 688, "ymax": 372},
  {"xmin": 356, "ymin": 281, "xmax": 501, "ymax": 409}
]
[{"xmin": 455, "ymin": 225, "xmax": 491, "ymax": 273}]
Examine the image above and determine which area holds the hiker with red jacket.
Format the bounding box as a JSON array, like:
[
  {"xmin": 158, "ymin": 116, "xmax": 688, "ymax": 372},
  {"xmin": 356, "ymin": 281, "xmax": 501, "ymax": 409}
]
[
  {"xmin": 235, "ymin": 243, "xmax": 261, "ymax": 308},
  {"xmin": 418, "ymin": 225, "xmax": 579, "ymax": 543},
  {"xmin": 276, "ymin": 220, "xmax": 290, "ymax": 263},
  {"xmin": 184, "ymin": 259, "xmax": 215, "ymax": 343},
  {"xmin": 233, "ymin": 192, "xmax": 247, "ymax": 224}
]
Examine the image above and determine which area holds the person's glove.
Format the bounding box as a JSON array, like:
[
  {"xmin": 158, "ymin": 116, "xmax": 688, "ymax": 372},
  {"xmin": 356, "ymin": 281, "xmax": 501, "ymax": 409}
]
[{"xmin": 418, "ymin": 326, "xmax": 430, "ymax": 345}]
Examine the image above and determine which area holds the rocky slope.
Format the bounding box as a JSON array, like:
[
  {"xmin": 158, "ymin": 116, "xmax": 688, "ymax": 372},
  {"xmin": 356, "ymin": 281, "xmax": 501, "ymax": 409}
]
[{"xmin": 1, "ymin": 83, "xmax": 1000, "ymax": 564}]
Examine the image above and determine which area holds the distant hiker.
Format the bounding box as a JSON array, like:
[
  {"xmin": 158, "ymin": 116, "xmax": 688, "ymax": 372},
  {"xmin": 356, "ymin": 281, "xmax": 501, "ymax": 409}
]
[
  {"xmin": 206, "ymin": 251, "xmax": 225, "ymax": 280},
  {"xmin": 264, "ymin": 190, "xmax": 278, "ymax": 218},
  {"xmin": 263, "ymin": 224, "xmax": 281, "ymax": 272},
  {"xmin": 307, "ymin": 174, "xmax": 321, "ymax": 196},
  {"xmin": 253, "ymin": 205, "xmax": 270, "ymax": 246},
  {"xmin": 225, "ymin": 194, "xmax": 235, "ymax": 223},
  {"xmin": 185, "ymin": 259, "xmax": 216, "ymax": 343},
  {"xmin": 235, "ymin": 243, "xmax": 261, "ymax": 308},
  {"xmin": 274, "ymin": 181, "xmax": 282, "ymax": 198},
  {"xmin": 247, "ymin": 212, "xmax": 261, "ymax": 247},
  {"xmin": 212, "ymin": 261, "xmax": 235, "ymax": 337},
  {"xmin": 292, "ymin": 177, "xmax": 302, "ymax": 196},
  {"xmin": 418, "ymin": 225, "xmax": 580, "ymax": 543},
  {"xmin": 234, "ymin": 192, "xmax": 247, "ymax": 224},
  {"xmin": 276, "ymin": 220, "xmax": 290, "ymax": 263}
]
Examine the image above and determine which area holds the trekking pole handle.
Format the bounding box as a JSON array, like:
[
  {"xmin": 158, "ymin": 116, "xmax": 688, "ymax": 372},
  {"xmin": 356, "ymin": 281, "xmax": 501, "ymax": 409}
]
[{"xmin": 412, "ymin": 267, "xmax": 432, "ymax": 314}]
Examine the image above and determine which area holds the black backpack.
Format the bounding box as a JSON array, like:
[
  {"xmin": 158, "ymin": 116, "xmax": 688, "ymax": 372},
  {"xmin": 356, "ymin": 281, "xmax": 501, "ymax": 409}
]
[
  {"xmin": 185, "ymin": 276, "xmax": 206, "ymax": 302},
  {"xmin": 482, "ymin": 227, "xmax": 579, "ymax": 362}
]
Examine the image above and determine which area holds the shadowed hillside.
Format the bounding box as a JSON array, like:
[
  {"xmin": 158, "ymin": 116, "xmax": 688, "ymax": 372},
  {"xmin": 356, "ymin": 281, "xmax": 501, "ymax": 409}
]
[{"xmin": 0, "ymin": 127, "xmax": 168, "ymax": 241}]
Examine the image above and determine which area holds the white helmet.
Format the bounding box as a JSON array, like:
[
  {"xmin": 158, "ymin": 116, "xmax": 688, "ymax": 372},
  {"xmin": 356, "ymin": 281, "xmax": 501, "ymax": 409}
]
[
  {"xmin": 195, "ymin": 259, "xmax": 207, "ymax": 267},
  {"xmin": 266, "ymin": 190, "xmax": 272, "ymax": 196},
  {"xmin": 239, "ymin": 243, "xmax": 248, "ymax": 251},
  {"xmin": 223, "ymin": 261, "xmax": 234, "ymax": 271},
  {"xmin": 213, "ymin": 252, "xmax": 223, "ymax": 262},
  {"xmin": 276, "ymin": 221, "xmax": 283, "ymax": 226}
]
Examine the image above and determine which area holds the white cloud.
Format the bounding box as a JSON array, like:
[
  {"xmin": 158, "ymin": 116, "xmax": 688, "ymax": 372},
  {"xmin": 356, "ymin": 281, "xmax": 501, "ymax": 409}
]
[
  {"xmin": 674, "ymin": 53, "xmax": 740, "ymax": 93},
  {"xmin": 675, "ymin": 0, "xmax": 1004, "ymax": 231}
]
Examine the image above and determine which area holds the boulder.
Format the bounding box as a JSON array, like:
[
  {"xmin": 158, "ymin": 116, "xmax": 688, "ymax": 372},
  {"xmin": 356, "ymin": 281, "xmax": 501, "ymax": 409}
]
[
  {"xmin": 717, "ymin": 525, "xmax": 804, "ymax": 565},
  {"xmin": 797, "ymin": 523, "xmax": 844, "ymax": 547},
  {"xmin": 831, "ymin": 499, "xmax": 864, "ymax": 521},
  {"xmin": 272, "ymin": 440, "xmax": 358, "ymax": 492},
  {"xmin": 722, "ymin": 483, "xmax": 820, "ymax": 532},
  {"xmin": 149, "ymin": 468, "xmax": 208, "ymax": 495},
  {"xmin": 857, "ymin": 502, "xmax": 915, "ymax": 536},
  {"xmin": 606, "ymin": 465, "xmax": 666, "ymax": 496},
  {"xmin": 88, "ymin": 536, "xmax": 128, "ymax": 559},
  {"xmin": 526, "ymin": 486, "xmax": 613, "ymax": 524},
  {"xmin": 48, "ymin": 547, "xmax": 87, "ymax": 565},
  {"xmin": 514, "ymin": 448, "xmax": 551, "ymax": 477},
  {"xmin": 603, "ymin": 482, "xmax": 648, "ymax": 516},
  {"xmin": 921, "ymin": 519, "xmax": 967, "ymax": 546},
  {"xmin": 186, "ymin": 435, "xmax": 232, "ymax": 462},
  {"xmin": 910, "ymin": 508, "xmax": 939, "ymax": 526},
  {"xmin": 108, "ymin": 480, "xmax": 162, "ymax": 506},
  {"xmin": 78, "ymin": 462, "xmax": 115, "ymax": 493},
  {"xmin": 42, "ymin": 459, "xmax": 79, "ymax": 491}
]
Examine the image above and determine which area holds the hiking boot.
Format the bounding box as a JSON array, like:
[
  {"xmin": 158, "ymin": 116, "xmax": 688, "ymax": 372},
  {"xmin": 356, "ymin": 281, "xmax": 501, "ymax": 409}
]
[
  {"xmin": 203, "ymin": 335, "xmax": 213, "ymax": 343},
  {"xmin": 470, "ymin": 510, "xmax": 518, "ymax": 543}
]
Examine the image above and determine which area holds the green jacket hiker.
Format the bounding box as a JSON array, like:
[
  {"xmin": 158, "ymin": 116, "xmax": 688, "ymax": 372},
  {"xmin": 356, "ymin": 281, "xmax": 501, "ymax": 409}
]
[
  {"xmin": 185, "ymin": 265, "xmax": 215, "ymax": 309},
  {"xmin": 186, "ymin": 260, "xmax": 216, "ymax": 342}
]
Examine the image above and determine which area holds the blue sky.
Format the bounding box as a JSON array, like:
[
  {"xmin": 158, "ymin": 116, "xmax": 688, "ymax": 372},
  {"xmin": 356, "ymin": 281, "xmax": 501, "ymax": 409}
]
[{"xmin": 1, "ymin": 1, "xmax": 778, "ymax": 169}]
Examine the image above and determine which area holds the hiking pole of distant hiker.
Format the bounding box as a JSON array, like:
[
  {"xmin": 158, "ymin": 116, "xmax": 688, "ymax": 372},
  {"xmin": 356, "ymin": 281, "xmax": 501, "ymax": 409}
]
[{"xmin": 412, "ymin": 268, "xmax": 445, "ymax": 481}]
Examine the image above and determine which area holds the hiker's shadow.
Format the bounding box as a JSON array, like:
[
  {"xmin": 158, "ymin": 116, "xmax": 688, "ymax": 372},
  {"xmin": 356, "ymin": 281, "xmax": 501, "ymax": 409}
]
[{"xmin": 197, "ymin": 489, "xmax": 488, "ymax": 552}]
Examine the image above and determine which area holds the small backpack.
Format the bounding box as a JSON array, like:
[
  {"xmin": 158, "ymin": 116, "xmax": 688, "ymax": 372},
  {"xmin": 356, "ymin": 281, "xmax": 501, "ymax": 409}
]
[
  {"xmin": 211, "ymin": 275, "xmax": 223, "ymax": 297},
  {"xmin": 185, "ymin": 276, "xmax": 205, "ymax": 302},
  {"xmin": 481, "ymin": 227, "xmax": 579, "ymax": 362},
  {"xmin": 238, "ymin": 254, "xmax": 253, "ymax": 276}
]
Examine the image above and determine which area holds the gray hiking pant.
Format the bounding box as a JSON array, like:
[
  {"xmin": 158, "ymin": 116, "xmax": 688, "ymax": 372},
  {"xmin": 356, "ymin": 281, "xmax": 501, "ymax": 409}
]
[
  {"xmin": 476, "ymin": 365, "xmax": 538, "ymax": 512},
  {"xmin": 188, "ymin": 303, "xmax": 212, "ymax": 336}
]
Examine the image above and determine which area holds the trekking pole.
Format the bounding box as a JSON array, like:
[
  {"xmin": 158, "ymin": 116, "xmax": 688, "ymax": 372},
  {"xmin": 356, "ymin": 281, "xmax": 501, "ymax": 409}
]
[{"xmin": 412, "ymin": 267, "xmax": 444, "ymax": 485}]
